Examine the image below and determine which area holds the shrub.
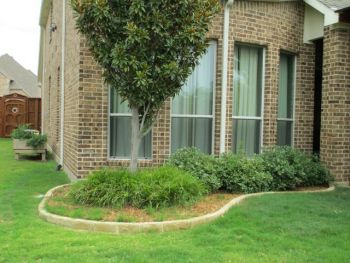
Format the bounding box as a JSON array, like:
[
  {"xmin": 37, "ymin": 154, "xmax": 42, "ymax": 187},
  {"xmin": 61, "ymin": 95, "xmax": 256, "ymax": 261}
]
[
  {"xmin": 69, "ymin": 166, "xmax": 206, "ymax": 209},
  {"xmin": 11, "ymin": 124, "xmax": 33, "ymax": 140},
  {"xmin": 302, "ymin": 155, "xmax": 333, "ymax": 187},
  {"xmin": 167, "ymin": 147, "xmax": 222, "ymax": 193},
  {"xmin": 26, "ymin": 134, "xmax": 47, "ymax": 149},
  {"xmin": 260, "ymin": 146, "xmax": 331, "ymax": 190},
  {"xmin": 218, "ymin": 153, "xmax": 272, "ymax": 193},
  {"xmin": 260, "ymin": 146, "xmax": 303, "ymax": 190}
]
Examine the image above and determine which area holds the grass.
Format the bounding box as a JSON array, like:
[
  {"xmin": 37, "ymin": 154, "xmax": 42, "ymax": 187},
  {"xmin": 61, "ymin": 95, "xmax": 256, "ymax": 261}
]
[{"xmin": 0, "ymin": 138, "xmax": 349, "ymax": 262}]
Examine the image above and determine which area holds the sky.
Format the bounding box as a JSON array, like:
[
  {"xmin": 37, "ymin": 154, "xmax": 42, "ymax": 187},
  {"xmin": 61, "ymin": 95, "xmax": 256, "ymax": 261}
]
[{"xmin": 0, "ymin": 0, "xmax": 42, "ymax": 74}]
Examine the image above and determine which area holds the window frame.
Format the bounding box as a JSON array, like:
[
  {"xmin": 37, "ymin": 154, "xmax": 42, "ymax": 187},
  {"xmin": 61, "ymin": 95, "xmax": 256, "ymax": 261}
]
[
  {"xmin": 107, "ymin": 87, "xmax": 153, "ymax": 161},
  {"xmin": 277, "ymin": 51, "xmax": 297, "ymax": 147},
  {"xmin": 232, "ymin": 43, "xmax": 266, "ymax": 154},
  {"xmin": 170, "ymin": 40, "xmax": 217, "ymax": 155}
]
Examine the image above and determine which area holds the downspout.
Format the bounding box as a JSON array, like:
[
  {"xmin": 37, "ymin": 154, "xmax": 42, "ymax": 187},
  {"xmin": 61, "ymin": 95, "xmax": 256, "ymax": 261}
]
[
  {"xmin": 59, "ymin": 0, "xmax": 66, "ymax": 167},
  {"xmin": 40, "ymin": 27, "xmax": 45, "ymax": 134},
  {"xmin": 220, "ymin": 0, "xmax": 234, "ymax": 154}
]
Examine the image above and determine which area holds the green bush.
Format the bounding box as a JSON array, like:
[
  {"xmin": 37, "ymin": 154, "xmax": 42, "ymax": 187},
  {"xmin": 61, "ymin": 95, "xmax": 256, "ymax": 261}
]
[
  {"xmin": 260, "ymin": 146, "xmax": 331, "ymax": 190},
  {"xmin": 69, "ymin": 166, "xmax": 206, "ymax": 209},
  {"xmin": 302, "ymin": 155, "xmax": 333, "ymax": 187},
  {"xmin": 167, "ymin": 147, "xmax": 222, "ymax": 193},
  {"xmin": 260, "ymin": 146, "xmax": 302, "ymax": 190},
  {"xmin": 11, "ymin": 124, "xmax": 33, "ymax": 140},
  {"xmin": 26, "ymin": 134, "xmax": 47, "ymax": 149},
  {"xmin": 218, "ymin": 153, "xmax": 272, "ymax": 193}
]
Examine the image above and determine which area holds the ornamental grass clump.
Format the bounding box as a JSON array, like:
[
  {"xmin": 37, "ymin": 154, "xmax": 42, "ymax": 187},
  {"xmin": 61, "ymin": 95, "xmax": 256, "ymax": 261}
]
[{"xmin": 69, "ymin": 166, "xmax": 206, "ymax": 209}]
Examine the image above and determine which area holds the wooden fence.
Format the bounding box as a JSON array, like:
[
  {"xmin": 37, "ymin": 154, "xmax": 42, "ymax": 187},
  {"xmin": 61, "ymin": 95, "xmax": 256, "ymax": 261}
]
[{"xmin": 0, "ymin": 93, "xmax": 41, "ymax": 137}]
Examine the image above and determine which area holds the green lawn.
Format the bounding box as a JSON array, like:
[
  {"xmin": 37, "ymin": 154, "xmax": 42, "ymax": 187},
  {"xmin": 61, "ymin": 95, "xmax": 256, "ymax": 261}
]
[{"xmin": 0, "ymin": 138, "xmax": 349, "ymax": 263}]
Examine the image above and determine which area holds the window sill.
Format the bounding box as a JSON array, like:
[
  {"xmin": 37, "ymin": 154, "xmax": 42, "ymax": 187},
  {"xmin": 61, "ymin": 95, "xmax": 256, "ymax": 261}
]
[{"xmin": 107, "ymin": 158, "xmax": 153, "ymax": 162}]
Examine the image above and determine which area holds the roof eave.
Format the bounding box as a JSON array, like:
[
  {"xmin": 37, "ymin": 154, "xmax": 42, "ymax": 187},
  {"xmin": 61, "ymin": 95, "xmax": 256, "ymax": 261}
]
[
  {"xmin": 38, "ymin": 0, "xmax": 51, "ymax": 83},
  {"xmin": 304, "ymin": 0, "xmax": 339, "ymax": 26},
  {"xmin": 39, "ymin": 0, "xmax": 52, "ymax": 27}
]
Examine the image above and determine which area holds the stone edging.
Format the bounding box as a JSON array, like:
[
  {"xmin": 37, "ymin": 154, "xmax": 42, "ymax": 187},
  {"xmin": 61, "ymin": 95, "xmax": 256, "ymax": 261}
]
[{"xmin": 38, "ymin": 185, "xmax": 335, "ymax": 234}]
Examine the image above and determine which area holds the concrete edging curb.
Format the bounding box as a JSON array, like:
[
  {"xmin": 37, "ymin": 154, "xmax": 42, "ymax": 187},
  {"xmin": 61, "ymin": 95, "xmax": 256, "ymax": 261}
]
[{"xmin": 38, "ymin": 184, "xmax": 335, "ymax": 234}]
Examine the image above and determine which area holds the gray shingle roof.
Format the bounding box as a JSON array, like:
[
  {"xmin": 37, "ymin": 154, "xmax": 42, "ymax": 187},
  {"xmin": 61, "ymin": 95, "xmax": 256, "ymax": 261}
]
[
  {"xmin": 0, "ymin": 54, "xmax": 40, "ymax": 98},
  {"xmin": 316, "ymin": 0, "xmax": 350, "ymax": 11}
]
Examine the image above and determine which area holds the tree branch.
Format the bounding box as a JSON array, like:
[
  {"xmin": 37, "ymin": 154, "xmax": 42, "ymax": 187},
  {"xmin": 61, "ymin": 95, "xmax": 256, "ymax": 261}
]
[
  {"xmin": 140, "ymin": 109, "xmax": 160, "ymax": 137},
  {"xmin": 139, "ymin": 103, "xmax": 150, "ymax": 134}
]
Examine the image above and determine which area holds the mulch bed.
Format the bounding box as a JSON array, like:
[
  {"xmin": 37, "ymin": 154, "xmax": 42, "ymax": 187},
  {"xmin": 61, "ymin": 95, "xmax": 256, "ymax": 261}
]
[
  {"xmin": 46, "ymin": 185, "xmax": 329, "ymax": 223},
  {"xmin": 46, "ymin": 186, "xmax": 239, "ymax": 222}
]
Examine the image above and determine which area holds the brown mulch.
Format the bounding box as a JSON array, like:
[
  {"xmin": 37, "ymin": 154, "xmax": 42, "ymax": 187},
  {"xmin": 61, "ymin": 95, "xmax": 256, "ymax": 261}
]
[{"xmin": 46, "ymin": 186, "xmax": 239, "ymax": 222}]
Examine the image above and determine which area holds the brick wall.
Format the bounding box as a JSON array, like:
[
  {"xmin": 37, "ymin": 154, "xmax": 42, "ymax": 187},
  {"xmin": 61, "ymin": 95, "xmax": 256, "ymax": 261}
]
[
  {"xmin": 321, "ymin": 25, "xmax": 350, "ymax": 183},
  {"xmin": 42, "ymin": 0, "xmax": 81, "ymax": 178},
  {"xmin": 43, "ymin": 0, "xmax": 62, "ymax": 157},
  {"xmin": 76, "ymin": 38, "xmax": 105, "ymax": 177},
  {"xmin": 63, "ymin": 0, "xmax": 81, "ymax": 178}
]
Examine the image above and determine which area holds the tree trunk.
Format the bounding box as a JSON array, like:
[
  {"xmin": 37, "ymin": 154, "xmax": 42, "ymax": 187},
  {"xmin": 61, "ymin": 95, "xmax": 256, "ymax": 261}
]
[{"xmin": 130, "ymin": 107, "xmax": 141, "ymax": 173}]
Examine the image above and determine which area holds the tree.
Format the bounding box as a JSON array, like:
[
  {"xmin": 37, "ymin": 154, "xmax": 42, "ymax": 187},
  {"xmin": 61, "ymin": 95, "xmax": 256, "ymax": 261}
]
[{"xmin": 71, "ymin": 0, "xmax": 220, "ymax": 172}]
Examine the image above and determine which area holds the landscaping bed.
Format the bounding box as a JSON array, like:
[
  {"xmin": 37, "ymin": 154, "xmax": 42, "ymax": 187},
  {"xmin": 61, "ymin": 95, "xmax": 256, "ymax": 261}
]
[
  {"xmin": 42, "ymin": 146, "xmax": 332, "ymax": 226},
  {"xmin": 44, "ymin": 184, "xmax": 330, "ymax": 224},
  {"xmin": 45, "ymin": 185, "xmax": 239, "ymax": 222}
]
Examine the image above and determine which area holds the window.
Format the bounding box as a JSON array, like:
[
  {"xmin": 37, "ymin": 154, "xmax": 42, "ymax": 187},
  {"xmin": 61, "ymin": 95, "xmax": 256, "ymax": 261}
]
[
  {"xmin": 171, "ymin": 41, "xmax": 217, "ymax": 154},
  {"xmin": 277, "ymin": 53, "xmax": 295, "ymax": 146},
  {"xmin": 109, "ymin": 88, "xmax": 152, "ymax": 159},
  {"xmin": 48, "ymin": 76, "xmax": 51, "ymax": 111},
  {"xmin": 48, "ymin": 76, "xmax": 51, "ymax": 130},
  {"xmin": 232, "ymin": 44, "xmax": 264, "ymax": 155}
]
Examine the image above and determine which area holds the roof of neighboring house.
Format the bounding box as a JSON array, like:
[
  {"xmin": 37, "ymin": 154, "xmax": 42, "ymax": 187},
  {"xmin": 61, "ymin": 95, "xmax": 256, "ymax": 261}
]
[
  {"xmin": 316, "ymin": 0, "xmax": 350, "ymax": 11},
  {"xmin": 0, "ymin": 54, "xmax": 40, "ymax": 98}
]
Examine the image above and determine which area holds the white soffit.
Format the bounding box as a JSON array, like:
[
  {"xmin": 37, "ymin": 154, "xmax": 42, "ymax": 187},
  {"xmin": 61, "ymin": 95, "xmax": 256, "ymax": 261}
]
[
  {"xmin": 304, "ymin": 0, "xmax": 339, "ymax": 26},
  {"xmin": 304, "ymin": 4, "xmax": 325, "ymax": 43}
]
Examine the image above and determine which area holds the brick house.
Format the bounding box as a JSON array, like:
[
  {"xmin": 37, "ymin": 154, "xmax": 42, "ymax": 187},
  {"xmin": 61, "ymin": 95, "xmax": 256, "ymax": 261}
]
[{"xmin": 38, "ymin": 0, "xmax": 350, "ymax": 183}]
